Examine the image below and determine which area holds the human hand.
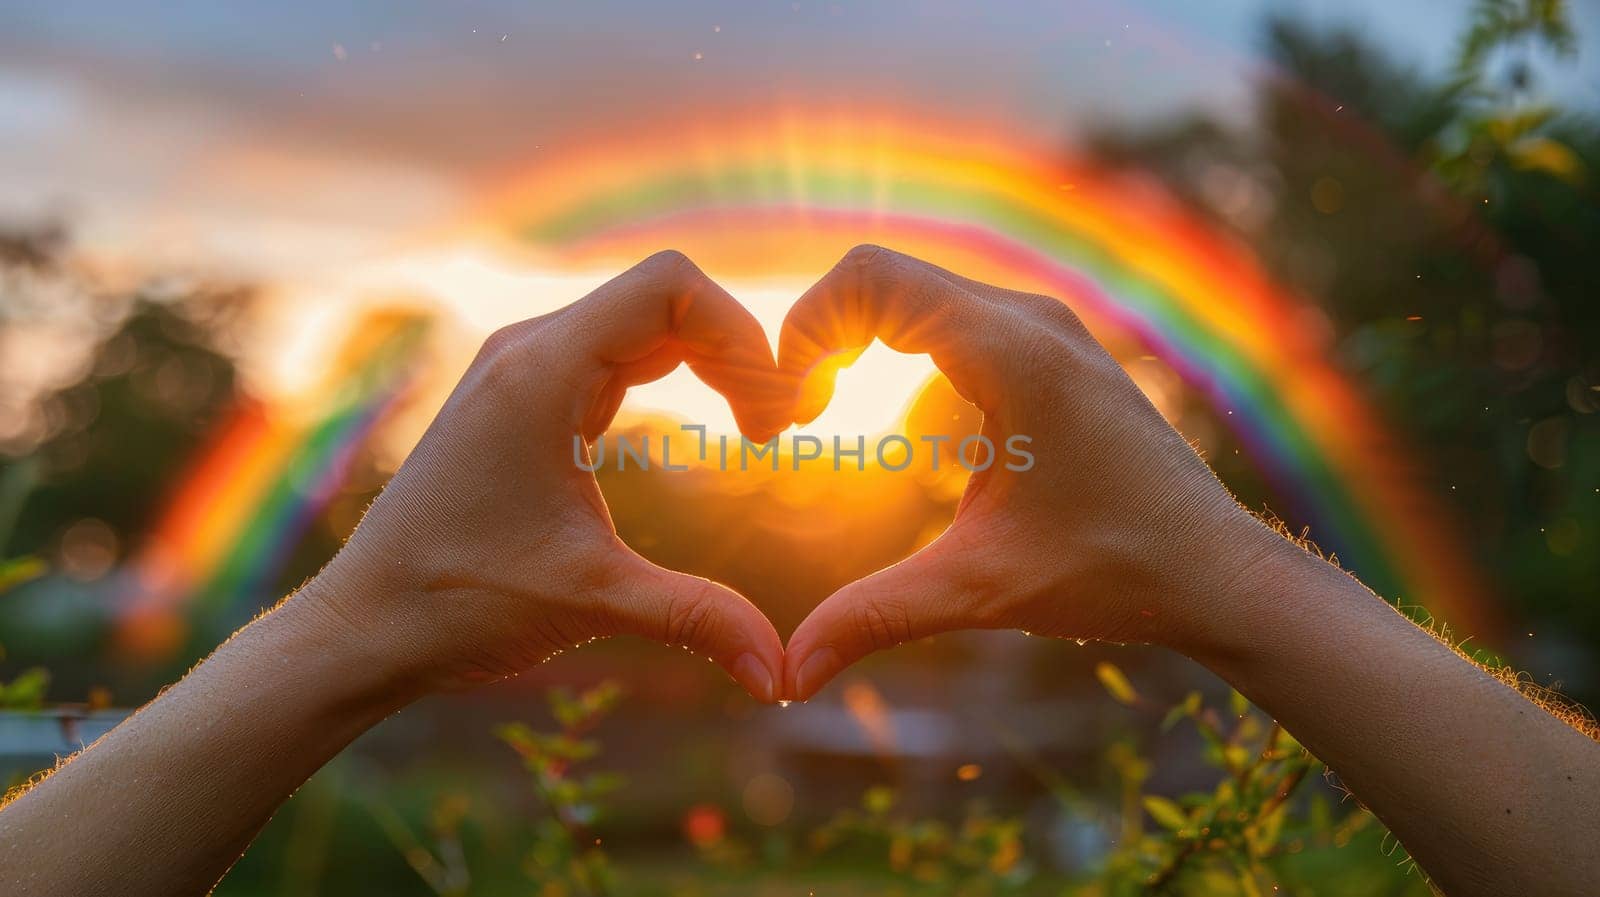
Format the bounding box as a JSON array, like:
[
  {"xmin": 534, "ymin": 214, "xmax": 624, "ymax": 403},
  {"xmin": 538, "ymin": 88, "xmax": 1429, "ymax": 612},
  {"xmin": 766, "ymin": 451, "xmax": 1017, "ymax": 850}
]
[
  {"xmin": 302, "ymin": 251, "xmax": 790, "ymax": 702},
  {"xmin": 778, "ymin": 246, "xmax": 1286, "ymax": 701}
]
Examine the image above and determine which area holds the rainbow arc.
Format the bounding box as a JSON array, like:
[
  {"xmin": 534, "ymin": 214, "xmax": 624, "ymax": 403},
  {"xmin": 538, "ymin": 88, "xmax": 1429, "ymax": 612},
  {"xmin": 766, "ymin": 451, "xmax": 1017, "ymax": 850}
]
[{"xmin": 481, "ymin": 111, "xmax": 1491, "ymax": 633}]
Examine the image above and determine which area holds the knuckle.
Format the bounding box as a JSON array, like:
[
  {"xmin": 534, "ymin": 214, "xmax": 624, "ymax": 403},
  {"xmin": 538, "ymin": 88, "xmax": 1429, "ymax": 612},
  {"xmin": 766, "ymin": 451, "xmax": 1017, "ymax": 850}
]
[
  {"xmin": 839, "ymin": 243, "xmax": 897, "ymax": 277},
  {"xmin": 1000, "ymin": 292, "xmax": 1085, "ymax": 342},
  {"xmin": 471, "ymin": 327, "xmax": 530, "ymax": 400},
  {"xmin": 470, "ymin": 321, "xmax": 568, "ymax": 406},
  {"xmin": 843, "ymin": 242, "xmax": 887, "ymax": 264},
  {"xmin": 473, "ymin": 318, "xmax": 586, "ymax": 408},
  {"xmin": 853, "ymin": 598, "xmax": 912, "ymax": 651},
  {"xmin": 478, "ymin": 320, "xmax": 533, "ymax": 363},
  {"xmin": 638, "ymin": 248, "xmax": 696, "ymax": 282},
  {"xmin": 1003, "ymin": 307, "xmax": 1108, "ymax": 383},
  {"xmin": 664, "ymin": 587, "xmax": 718, "ymax": 648}
]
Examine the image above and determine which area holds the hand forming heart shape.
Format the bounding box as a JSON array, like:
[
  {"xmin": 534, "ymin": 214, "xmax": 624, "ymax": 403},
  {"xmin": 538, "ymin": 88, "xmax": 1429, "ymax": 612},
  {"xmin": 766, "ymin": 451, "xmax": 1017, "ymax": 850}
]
[
  {"xmin": 22, "ymin": 250, "xmax": 1596, "ymax": 897},
  {"xmin": 770, "ymin": 246, "xmax": 1267, "ymax": 701},
  {"xmin": 314, "ymin": 245, "xmax": 1276, "ymax": 706}
]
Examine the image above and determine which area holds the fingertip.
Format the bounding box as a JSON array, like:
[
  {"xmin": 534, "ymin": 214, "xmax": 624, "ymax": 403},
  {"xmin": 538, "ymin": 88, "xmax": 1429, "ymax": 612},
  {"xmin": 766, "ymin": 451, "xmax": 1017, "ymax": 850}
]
[
  {"xmin": 731, "ymin": 652, "xmax": 778, "ymax": 704},
  {"xmin": 793, "ymin": 374, "xmax": 836, "ymax": 425},
  {"xmin": 734, "ymin": 411, "xmax": 791, "ymax": 447},
  {"xmin": 790, "ymin": 645, "xmax": 842, "ymax": 702}
]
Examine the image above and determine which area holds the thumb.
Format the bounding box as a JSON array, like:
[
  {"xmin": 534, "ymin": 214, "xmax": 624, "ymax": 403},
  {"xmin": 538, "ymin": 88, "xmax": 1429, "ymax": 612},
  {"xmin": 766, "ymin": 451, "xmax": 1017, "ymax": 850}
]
[
  {"xmin": 601, "ymin": 551, "xmax": 785, "ymax": 703},
  {"xmin": 783, "ymin": 541, "xmax": 994, "ymax": 702}
]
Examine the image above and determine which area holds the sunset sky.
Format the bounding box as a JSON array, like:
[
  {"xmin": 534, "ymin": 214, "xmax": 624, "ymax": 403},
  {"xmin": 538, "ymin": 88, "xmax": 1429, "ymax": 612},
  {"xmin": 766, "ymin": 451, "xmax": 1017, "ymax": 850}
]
[{"xmin": 4, "ymin": 0, "xmax": 1597, "ymax": 435}]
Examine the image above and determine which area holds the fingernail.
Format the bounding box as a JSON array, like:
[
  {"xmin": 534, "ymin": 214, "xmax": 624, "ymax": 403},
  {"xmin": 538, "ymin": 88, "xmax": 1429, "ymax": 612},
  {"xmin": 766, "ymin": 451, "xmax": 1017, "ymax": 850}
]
[
  {"xmin": 732, "ymin": 653, "xmax": 776, "ymax": 703},
  {"xmin": 794, "ymin": 647, "xmax": 842, "ymax": 701}
]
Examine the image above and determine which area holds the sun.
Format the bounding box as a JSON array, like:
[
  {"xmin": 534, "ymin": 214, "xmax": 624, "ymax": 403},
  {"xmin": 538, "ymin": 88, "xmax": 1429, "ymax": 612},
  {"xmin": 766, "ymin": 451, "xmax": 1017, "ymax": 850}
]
[{"xmin": 620, "ymin": 280, "xmax": 939, "ymax": 439}]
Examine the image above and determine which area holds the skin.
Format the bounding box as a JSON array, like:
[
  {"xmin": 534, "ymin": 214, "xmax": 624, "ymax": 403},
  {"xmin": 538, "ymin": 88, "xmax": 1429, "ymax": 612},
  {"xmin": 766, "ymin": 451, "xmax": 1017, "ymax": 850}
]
[
  {"xmin": 777, "ymin": 246, "xmax": 1600, "ymax": 896},
  {"xmin": 1, "ymin": 246, "xmax": 1595, "ymax": 896},
  {"xmin": 0, "ymin": 251, "xmax": 792, "ymax": 895}
]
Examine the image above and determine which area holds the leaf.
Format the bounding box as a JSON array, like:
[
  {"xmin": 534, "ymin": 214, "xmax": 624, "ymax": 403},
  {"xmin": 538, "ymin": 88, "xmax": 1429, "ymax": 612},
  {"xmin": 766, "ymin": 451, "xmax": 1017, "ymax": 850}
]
[
  {"xmin": 1509, "ymin": 136, "xmax": 1584, "ymax": 182},
  {"xmin": 1162, "ymin": 691, "xmax": 1203, "ymax": 732},
  {"xmin": 863, "ymin": 785, "xmax": 897, "ymax": 815},
  {"xmin": 1214, "ymin": 779, "xmax": 1238, "ymax": 808},
  {"xmin": 1143, "ymin": 795, "xmax": 1190, "ymax": 831},
  {"xmin": 1095, "ymin": 662, "xmax": 1140, "ymax": 706},
  {"xmin": 543, "ymin": 734, "xmax": 599, "ymax": 761},
  {"xmin": 0, "ymin": 557, "xmax": 46, "ymax": 594},
  {"xmin": 581, "ymin": 772, "xmax": 626, "ymax": 799},
  {"xmin": 1255, "ymin": 799, "xmax": 1288, "ymax": 849},
  {"xmin": 493, "ymin": 721, "xmax": 537, "ymax": 752},
  {"xmin": 1229, "ymin": 689, "xmax": 1250, "ymax": 718},
  {"xmin": 549, "ymin": 688, "xmax": 585, "ymax": 728},
  {"xmin": 1106, "ymin": 741, "xmax": 1151, "ymax": 786},
  {"xmin": 580, "ymin": 680, "xmax": 624, "ymax": 715},
  {"xmin": 1310, "ymin": 794, "xmax": 1331, "ymax": 834},
  {"xmin": 0, "ymin": 667, "xmax": 49, "ymax": 710},
  {"xmin": 547, "ymin": 779, "xmax": 583, "ymax": 807},
  {"xmin": 1223, "ymin": 744, "xmax": 1252, "ymax": 773}
]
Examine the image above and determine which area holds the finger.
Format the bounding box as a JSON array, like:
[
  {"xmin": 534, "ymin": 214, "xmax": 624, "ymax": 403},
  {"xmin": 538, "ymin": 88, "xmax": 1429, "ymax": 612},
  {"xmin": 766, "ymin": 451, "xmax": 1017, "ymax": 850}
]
[
  {"xmin": 777, "ymin": 244, "xmax": 1056, "ymax": 424},
  {"xmin": 782, "ymin": 535, "xmax": 1001, "ymax": 701},
  {"xmin": 601, "ymin": 550, "xmax": 786, "ymax": 704},
  {"xmin": 556, "ymin": 250, "xmax": 788, "ymax": 440}
]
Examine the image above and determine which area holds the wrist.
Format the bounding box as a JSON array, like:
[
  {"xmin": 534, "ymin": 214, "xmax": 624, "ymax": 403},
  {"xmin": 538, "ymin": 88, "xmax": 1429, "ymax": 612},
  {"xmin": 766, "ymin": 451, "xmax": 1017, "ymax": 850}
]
[
  {"xmin": 1157, "ymin": 510, "xmax": 1326, "ymax": 661},
  {"xmin": 1169, "ymin": 519, "xmax": 1370, "ymax": 674},
  {"xmin": 271, "ymin": 570, "xmax": 432, "ymax": 715}
]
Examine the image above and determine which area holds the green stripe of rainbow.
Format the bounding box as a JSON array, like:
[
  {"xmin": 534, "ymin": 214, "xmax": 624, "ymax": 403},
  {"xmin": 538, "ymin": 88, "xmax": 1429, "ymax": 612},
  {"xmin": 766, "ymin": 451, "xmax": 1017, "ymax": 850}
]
[{"xmin": 117, "ymin": 311, "xmax": 428, "ymax": 658}]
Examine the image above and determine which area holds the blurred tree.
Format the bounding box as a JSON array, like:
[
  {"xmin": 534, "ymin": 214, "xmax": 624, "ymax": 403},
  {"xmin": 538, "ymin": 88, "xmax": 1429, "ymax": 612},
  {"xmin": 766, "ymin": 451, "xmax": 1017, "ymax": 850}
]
[
  {"xmin": 0, "ymin": 296, "xmax": 246, "ymax": 567},
  {"xmin": 0, "ymin": 229, "xmax": 259, "ymax": 691},
  {"xmin": 1088, "ymin": 3, "xmax": 1600, "ymax": 690}
]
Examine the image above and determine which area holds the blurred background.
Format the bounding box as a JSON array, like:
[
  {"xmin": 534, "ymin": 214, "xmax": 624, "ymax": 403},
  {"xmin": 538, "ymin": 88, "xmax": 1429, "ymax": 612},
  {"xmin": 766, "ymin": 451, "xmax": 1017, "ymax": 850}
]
[{"xmin": 1, "ymin": 1, "xmax": 1597, "ymax": 894}]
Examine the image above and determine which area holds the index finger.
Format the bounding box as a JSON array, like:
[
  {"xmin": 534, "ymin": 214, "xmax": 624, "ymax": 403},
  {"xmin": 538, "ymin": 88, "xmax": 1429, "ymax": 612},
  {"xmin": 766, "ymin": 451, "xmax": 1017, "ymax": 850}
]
[
  {"xmin": 549, "ymin": 250, "xmax": 790, "ymax": 440},
  {"xmin": 776, "ymin": 245, "xmax": 1060, "ymax": 424}
]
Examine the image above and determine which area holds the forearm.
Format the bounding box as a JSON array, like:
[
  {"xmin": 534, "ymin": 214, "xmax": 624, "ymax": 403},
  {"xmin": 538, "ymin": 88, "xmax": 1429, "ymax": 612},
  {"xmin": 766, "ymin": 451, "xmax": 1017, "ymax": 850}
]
[
  {"xmin": 0, "ymin": 582, "xmax": 412, "ymax": 897},
  {"xmin": 1187, "ymin": 536, "xmax": 1600, "ymax": 896}
]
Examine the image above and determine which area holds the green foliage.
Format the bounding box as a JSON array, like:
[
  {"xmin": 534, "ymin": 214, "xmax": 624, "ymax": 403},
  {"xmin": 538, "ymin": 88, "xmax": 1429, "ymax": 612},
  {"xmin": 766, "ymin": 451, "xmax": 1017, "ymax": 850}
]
[
  {"xmin": 808, "ymin": 785, "xmax": 1029, "ymax": 894},
  {"xmin": 1089, "ymin": 4, "xmax": 1600, "ymax": 674},
  {"xmin": 0, "ymin": 297, "xmax": 245, "ymax": 565},
  {"xmin": 366, "ymin": 790, "xmax": 474, "ymax": 897},
  {"xmin": 0, "ymin": 539, "xmax": 49, "ymax": 709},
  {"xmin": 1439, "ymin": 0, "xmax": 1584, "ymax": 193},
  {"xmin": 0, "ymin": 663, "xmax": 48, "ymax": 711},
  {"xmin": 494, "ymin": 681, "xmax": 627, "ymax": 897},
  {"xmin": 1078, "ymin": 665, "xmax": 1384, "ymax": 896},
  {"xmin": 1456, "ymin": 0, "xmax": 1576, "ymax": 78},
  {"xmin": 358, "ymin": 681, "xmax": 628, "ymax": 897},
  {"xmin": 0, "ymin": 557, "xmax": 45, "ymax": 595},
  {"xmin": 762, "ymin": 666, "xmax": 1428, "ymax": 896}
]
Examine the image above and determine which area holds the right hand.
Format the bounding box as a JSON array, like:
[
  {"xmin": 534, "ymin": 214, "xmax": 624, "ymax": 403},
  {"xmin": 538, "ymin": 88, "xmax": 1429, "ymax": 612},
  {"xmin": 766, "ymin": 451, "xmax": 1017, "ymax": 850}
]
[{"xmin": 779, "ymin": 246, "xmax": 1287, "ymax": 700}]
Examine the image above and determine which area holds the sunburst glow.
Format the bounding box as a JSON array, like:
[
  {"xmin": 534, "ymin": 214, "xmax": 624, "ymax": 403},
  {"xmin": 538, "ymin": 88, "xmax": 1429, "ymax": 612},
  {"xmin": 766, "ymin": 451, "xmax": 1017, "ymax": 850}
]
[{"xmin": 623, "ymin": 280, "xmax": 937, "ymax": 438}]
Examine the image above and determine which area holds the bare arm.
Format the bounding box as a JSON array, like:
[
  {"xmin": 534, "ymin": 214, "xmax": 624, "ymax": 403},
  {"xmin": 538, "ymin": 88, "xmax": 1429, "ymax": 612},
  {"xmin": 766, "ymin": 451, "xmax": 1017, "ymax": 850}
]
[
  {"xmin": 777, "ymin": 245, "xmax": 1600, "ymax": 896},
  {"xmin": 0, "ymin": 589, "xmax": 405, "ymax": 895},
  {"xmin": 1196, "ymin": 541, "xmax": 1600, "ymax": 895},
  {"xmin": 0, "ymin": 251, "xmax": 790, "ymax": 896}
]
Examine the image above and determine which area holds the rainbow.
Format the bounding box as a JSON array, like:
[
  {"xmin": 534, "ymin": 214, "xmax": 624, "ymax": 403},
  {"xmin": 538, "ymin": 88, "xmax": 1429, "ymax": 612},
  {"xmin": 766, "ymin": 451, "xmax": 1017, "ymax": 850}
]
[
  {"xmin": 117, "ymin": 309, "xmax": 429, "ymax": 659},
  {"xmin": 477, "ymin": 111, "xmax": 1494, "ymax": 635}
]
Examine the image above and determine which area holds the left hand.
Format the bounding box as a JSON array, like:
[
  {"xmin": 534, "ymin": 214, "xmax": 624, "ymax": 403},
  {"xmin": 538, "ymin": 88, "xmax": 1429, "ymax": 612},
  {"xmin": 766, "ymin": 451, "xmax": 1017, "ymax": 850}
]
[{"xmin": 301, "ymin": 251, "xmax": 791, "ymax": 702}]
